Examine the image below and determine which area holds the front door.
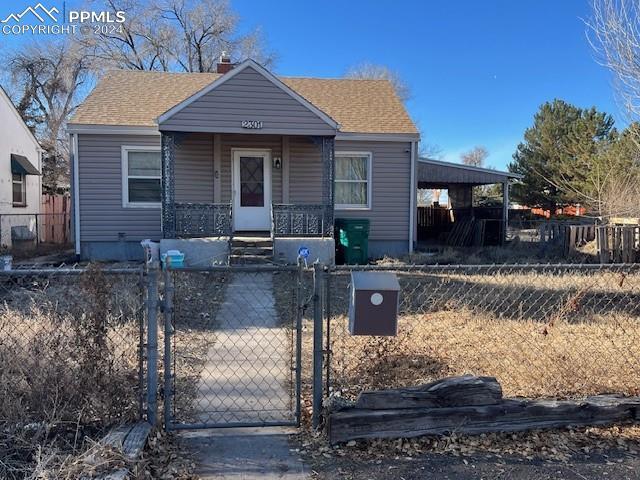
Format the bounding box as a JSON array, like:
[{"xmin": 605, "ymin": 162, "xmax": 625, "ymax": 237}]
[{"xmin": 233, "ymin": 150, "xmax": 271, "ymax": 231}]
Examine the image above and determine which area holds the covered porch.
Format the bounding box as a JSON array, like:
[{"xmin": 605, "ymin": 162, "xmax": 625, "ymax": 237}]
[{"xmin": 159, "ymin": 132, "xmax": 336, "ymax": 241}]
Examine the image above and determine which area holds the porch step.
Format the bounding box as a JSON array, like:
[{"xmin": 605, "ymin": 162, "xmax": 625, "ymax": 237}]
[
  {"xmin": 230, "ymin": 254, "xmax": 273, "ymax": 265},
  {"xmin": 231, "ymin": 246, "xmax": 272, "ymax": 256},
  {"xmin": 230, "ymin": 236, "xmax": 274, "ymax": 264},
  {"xmin": 231, "ymin": 239, "xmax": 273, "ymax": 249}
]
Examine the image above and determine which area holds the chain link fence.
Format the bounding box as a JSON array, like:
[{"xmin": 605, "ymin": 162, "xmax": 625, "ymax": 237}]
[
  {"xmin": 0, "ymin": 264, "xmax": 145, "ymax": 478},
  {"xmin": 164, "ymin": 265, "xmax": 303, "ymax": 429},
  {"xmin": 324, "ymin": 264, "xmax": 640, "ymax": 402}
]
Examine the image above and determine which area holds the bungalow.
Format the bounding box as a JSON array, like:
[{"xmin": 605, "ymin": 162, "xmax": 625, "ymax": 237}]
[{"xmin": 67, "ymin": 57, "xmax": 420, "ymax": 263}]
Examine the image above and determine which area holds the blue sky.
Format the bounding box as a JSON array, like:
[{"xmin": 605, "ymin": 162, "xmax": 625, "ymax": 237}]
[
  {"xmin": 233, "ymin": 0, "xmax": 623, "ymax": 168},
  {"xmin": 0, "ymin": 0, "xmax": 623, "ymax": 169}
]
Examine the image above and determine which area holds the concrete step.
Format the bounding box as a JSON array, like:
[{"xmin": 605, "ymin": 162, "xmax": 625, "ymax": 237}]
[
  {"xmin": 231, "ymin": 246, "xmax": 273, "ymax": 256},
  {"xmin": 230, "ymin": 254, "xmax": 273, "ymax": 265},
  {"xmin": 232, "ymin": 237, "xmax": 273, "ymax": 249}
]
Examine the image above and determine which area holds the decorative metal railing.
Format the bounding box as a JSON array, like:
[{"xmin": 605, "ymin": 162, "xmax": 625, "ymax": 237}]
[
  {"xmin": 271, "ymin": 204, "xmax": 332, "ymax": 238},
  {"xmin": 174, "ymin": 202, "xmax": 232, "ymax": 237}
]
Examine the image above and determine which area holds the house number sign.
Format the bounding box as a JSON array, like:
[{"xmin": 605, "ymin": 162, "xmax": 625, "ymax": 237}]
[{"xmin": 241, "ymin": 120, "xmax": 263, "ymax": 129}]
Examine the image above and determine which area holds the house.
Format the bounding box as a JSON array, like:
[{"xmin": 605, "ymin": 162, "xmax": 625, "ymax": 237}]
[
  {"xmin": 67, "ymin": 58, "xmax": 420, "ymax": 263},
  {"xmin": 0, "ymin": 86, "xmax": 42, "ymax": 249}
]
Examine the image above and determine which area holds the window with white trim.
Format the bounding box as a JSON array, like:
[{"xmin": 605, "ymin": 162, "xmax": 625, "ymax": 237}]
[
  {"xmin": 335, "ymin": 152, "xmax": 371, "ymax": 209},
  {"xmin": 122, "ymin": 147, "xmax": 161, "ymax": 207},
  {"xmin": 12, "ymin": 173, "xmax": 26, "ymax": 207}
]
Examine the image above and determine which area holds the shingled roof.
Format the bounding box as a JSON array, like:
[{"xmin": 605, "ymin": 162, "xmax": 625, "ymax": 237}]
[{"xmin": 70, "ymin": 69, "xmax": 418, "ymax": 135}]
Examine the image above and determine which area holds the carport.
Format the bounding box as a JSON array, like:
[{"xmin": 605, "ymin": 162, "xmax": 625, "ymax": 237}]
[{"xmin": 417, "ymin": 158, "xmax": 521, "ymax": 246}]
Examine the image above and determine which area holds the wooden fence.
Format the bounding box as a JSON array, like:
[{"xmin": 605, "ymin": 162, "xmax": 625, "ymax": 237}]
[
  {"xmin": 538, "ymin": 222, "xmax": 597, "ymax": 256},
  {"xmin": 597, "ymin": 225, "xmax": 640, "ymax": 263},
  {"xmin": 39, "ymin": 194, "xmax": 71, "ymax": 244}
]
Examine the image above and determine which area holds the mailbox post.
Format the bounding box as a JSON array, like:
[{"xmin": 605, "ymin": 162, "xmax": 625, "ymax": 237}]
[{"xmin": 349, "ymin": 271, "xmax": 400, "ymax": 336}]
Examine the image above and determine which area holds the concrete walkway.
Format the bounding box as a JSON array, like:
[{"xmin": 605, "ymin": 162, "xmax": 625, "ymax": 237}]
[
  {"xmin": 195, "ymin": 272, "xmax": 294, "ymax": 425},
  {"xmin": 181, "ymin": 272, "xmax": 306, "ymax": 479},
  {"xmin": 181, "ymin": 427, "xmax": 306, "ymax": 479}
]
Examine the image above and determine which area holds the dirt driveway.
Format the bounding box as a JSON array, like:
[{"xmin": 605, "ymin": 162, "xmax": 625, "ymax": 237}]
[{"xmin": 305, "ymin": 450, "xmax": 640, "ymax": 480}]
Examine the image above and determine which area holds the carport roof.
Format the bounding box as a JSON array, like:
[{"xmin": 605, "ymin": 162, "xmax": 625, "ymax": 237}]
[{"xmin": 418, "ymin": 158, "xmax": 522, "ymax": 187}]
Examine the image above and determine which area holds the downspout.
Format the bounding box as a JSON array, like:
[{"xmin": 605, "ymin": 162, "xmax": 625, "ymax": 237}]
[
  {"xmin": 409, "ymin": 140, "xmax": 417, "ymax": 254},
  {"xmin": 71, "ymin": 133, "xmax": 81, "ymax": 258}
]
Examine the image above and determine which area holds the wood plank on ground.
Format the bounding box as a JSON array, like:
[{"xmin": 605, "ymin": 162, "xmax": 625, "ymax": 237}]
[
  {"xmin": 99, "ymin": 422, "xmax": 153, "ymax": 479},
  {"xmin": 330, "ymin": 395, "xmax": 640, "ymax": 444},
  {"xmin": 355, "ymin": 375, "xmax": 502, "ymax": 410}
]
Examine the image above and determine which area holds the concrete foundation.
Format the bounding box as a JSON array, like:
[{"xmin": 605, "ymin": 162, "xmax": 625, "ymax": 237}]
[
  {"xmin": 273, "ymin": 237, "xmax": 335, "ymax": 265},
  {"xmin": 160, "ymin": 237, "xmax": 230, "ymax": 267},
  {"xmin": 81, "ymin": 241, "xmax": 146, "ymax": 261}
]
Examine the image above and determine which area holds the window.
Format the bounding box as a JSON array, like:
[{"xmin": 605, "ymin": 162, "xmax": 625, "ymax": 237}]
[
  {"xmin": 122, "ymin": 146, "xmax": 161, "ymax": 207},
  {"xmin": 12, "ymin": 173, "xmax": 26, "ymax": 207},
  {"xmin": 335, "ymin": 152, "xmax": 371, "ymax": 209}
]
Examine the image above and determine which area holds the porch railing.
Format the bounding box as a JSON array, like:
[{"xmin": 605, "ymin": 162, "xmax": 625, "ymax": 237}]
[
  {"xmin": 174, "ymin": 202, "xmax": 232, "ymax": 238},
  {"xmin": 271, "ymin": 204, "xmax": 332, "ymax": 238}
]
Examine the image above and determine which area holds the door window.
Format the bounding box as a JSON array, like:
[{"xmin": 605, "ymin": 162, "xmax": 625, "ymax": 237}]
[{"xmin": 239, "ymin": 156, "xmax": 264, "ymax": 207}]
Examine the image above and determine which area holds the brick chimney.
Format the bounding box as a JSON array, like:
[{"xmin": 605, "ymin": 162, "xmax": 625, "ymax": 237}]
[{"xmin": 216, "ymin": 52, "xmax": 233, "ymax": 74}]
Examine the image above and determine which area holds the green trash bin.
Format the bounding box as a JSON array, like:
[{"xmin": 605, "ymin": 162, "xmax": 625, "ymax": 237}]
[{"xmin": 335, "ymin": 218, "xmax": 370, "ymax": 265}]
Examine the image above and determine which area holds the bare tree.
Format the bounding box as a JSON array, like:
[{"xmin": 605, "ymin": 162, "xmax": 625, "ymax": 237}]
[
  {"xmin": 420, "ymin": 142, "xmax": 444, "ymax": 160},
  {"xmin": 460, "ymin": 146, "xmax": 489, "ymax": 167},
  {"xmin": 80, "ymin": 0, "xmax": 171, "ymax": 71},
  {"xmin": 7, "ymin": 40, "xmax": 93, "ymax": 191},
  {"xmin": 85, "ymin": 0, "xmax": 274, "ymax": 72},
  {"xmin": 588, "ymin": 0, "xmax": 640, "ymax": 124},
  {"xmin": 345, "ymin": 62, "xmax": 411, "ymax": 102}
]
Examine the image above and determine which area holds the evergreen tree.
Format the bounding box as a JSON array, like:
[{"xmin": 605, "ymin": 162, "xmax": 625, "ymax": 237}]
[{"xmin": 509, "ymin": 99, "xmax": 616, "ymax": 211}]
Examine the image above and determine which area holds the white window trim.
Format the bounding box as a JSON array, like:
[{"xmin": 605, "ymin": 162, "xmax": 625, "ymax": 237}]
[
  {"xmin": 121, "ymin": 145, "xmax": 162, "ymax": 208},
  {"xmin": 12, "ymin": 173, "xmax": 26, "ymax": 207},
  {"xmin": 335, "ymin": 151, "xmax": 372, "ymax": 210}
]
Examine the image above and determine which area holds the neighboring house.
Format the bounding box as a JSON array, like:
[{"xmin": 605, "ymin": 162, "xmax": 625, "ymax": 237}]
[
  {"xmin": 67, "ymin": 58, "xmax": 420, "ymax": 262},
  {"xmin": 0, "ymin": 86, "xmax": 42, "ymax": 248}
]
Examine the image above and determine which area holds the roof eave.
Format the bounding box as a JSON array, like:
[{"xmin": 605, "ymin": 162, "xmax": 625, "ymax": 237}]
[{"xmin": 418, "ymin": 157, "xmax": 522, "ymax": 179}]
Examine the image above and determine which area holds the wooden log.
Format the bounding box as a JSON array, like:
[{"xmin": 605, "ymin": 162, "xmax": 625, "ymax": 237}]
[
  {"xmin": 329, "ymin": 395, "xmax": 640, "ymax": 444},
  {"xmin": 355, "ymin": 375, "xmax": 502, "ymax": 410}
]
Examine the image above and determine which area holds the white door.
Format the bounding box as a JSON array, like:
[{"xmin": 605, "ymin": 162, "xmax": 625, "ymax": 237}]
[{"xmin": 233, "ymin": 150, "xmax": 271, "ymax": 231}]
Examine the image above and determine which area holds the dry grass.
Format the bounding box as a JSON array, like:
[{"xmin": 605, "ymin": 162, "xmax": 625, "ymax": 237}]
[
  {"xmin": 329, "ymin": 310, "xmax": 640, "ymax": 400},
  {"xmin": 325, "ymin": 267, "xmax": 640, "ymax": 400},
  {"xmin": 0, "ymin": 266, "xmax": 143, "ymax": 479}
]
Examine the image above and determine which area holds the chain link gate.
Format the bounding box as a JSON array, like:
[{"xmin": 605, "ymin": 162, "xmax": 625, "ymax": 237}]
[{"xmin": 162, "ymin": 264, "xmax": 303, "ymax": 429}]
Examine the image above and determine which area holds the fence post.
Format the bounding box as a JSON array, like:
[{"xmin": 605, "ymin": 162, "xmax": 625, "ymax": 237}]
[
  {"xmin": 163, "ymin": 267, "xmax": 174, "ymax": 429},
  {"xmin": 146, "ymin": 260, "xmax": 160, "ymax": 425},
  {"xmin": 312, "ymin": 261, "xmax": 324, "ymax": 430},
  {"xmin": 294, "ymin": 257, "xmax": 304, "ymax": 425}
]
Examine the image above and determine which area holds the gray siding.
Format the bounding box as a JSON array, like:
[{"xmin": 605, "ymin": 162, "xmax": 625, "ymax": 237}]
[
  {"xmin": 289, "ymin": 136, "xmax": 322, "ymax": 204},
  {"xmin": 78, "ymin": 134, "xmax": 161, "ymax": 242},
  {"xmin": 160, "ymin": 66, "xmax": 336, "ymax": 136},
  {"xmin": 77, "ymin": 133, "xmax": 411, "ymax": 249},
  {"xmin": 175, "ymin": 133, "xmax": 214, "ymax": 202},
  {"xmin": 334, "ymin": 140, "xmax": 412, "ymax": 243}
]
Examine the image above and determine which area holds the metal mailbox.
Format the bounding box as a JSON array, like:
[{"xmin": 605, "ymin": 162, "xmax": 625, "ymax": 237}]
[{"xmin": 349, "ymin": 271, "xmax": 400, "ymax": 336}]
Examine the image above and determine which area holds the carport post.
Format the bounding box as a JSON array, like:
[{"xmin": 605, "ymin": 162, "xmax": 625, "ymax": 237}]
[
  {"xmin": 312, "ymin": 261, "xmax": 324, "ymax": 429},
  {"xmin": 502, "ymin": 180, "xmax": 510, "ymax": 245}
]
